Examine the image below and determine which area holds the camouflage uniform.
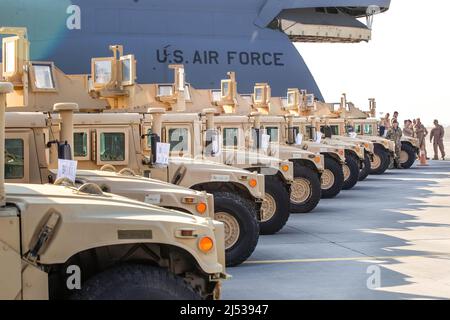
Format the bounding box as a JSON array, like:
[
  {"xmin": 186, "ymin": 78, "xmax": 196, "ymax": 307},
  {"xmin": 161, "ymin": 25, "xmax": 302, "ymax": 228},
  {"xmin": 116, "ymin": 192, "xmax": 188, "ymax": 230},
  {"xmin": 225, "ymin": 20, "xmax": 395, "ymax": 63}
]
[
  {"xmin": 414, "ymin": 123, "xmax": 428, "ymax": 155},
  {"xmin": 430, "ymin": 124, "xmax": 445, "ymax": 160},
  {"xmin": 386, "ymin": 127, "xmax": 403, "ymax": 165}
]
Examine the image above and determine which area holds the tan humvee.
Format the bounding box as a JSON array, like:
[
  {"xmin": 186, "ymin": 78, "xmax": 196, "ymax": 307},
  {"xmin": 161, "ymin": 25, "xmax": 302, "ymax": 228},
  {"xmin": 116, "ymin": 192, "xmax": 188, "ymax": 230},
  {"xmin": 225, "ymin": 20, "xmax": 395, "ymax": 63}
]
[
  {"xmin": 275, "ymin": 88, "xmax": 376, "ymax": 186},
  {"xmin": 282, "ymin": 90, "xmax": 395, "ymax": 175},
  {"xmin": 126, "ymin": 65, "xmax": 324, "ymax": 236},
  {"xmin": 311, "ymin": 117, "xmax": 375, "ymax": 181},
  {"xmin": 219, "ymin": 81, "xmax": 348, "ymax": 199},
  {"xmin": 1, "ymin": 33, "xmax": 264, "ymax": 267},
  {"xmin": 5, "ymin": 111, "xmax": 215, "ymax": 219},
  {"xmin": 324, "ymin": 94, "xmax": 417, "ymax": 170},
  {"xmin": 1, "ymin": 81, "xmax": 226, "ymax": 300}
]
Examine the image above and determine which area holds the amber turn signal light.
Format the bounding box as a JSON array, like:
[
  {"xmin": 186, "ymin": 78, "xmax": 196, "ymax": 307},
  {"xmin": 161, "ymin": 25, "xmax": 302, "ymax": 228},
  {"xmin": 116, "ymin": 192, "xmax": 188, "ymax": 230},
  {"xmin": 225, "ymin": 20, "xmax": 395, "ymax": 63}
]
[
  {"xmin": 198, "ymin": 236, "xmax": 214, "ymax": 253},
  {"xmin": 196, "ymin": 202, "xmax": 207, "ymax": 214}
]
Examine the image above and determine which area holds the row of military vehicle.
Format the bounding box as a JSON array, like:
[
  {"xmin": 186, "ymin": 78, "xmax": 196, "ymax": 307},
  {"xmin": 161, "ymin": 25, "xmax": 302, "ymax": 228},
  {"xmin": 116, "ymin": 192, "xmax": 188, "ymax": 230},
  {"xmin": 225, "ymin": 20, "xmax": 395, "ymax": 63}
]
[{"xmin": 0, "ymin": 28, "xmax": 420, "ymax": 300}]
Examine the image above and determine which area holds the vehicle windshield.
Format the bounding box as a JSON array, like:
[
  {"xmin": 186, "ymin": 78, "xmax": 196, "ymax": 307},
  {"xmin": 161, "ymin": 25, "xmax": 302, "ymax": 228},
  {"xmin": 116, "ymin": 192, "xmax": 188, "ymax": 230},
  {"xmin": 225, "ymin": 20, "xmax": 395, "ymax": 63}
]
[
  {"xmin": 100, "ymin": 132, "xmax": 126, "ymax": 161},
  {"xmin": 5, "ymin": 139, "xmax": 24, "ymax": 179},
  {"xmin": 168, "ymin": 128, "xmax": 190, "ymax": 154},
  {"xmin": 223, "ymin": 128, "xmax": 239, "ymax": 148},
  {"xmin": 74, "ymin": 132, "xmax": 88, "ymax": 157}
]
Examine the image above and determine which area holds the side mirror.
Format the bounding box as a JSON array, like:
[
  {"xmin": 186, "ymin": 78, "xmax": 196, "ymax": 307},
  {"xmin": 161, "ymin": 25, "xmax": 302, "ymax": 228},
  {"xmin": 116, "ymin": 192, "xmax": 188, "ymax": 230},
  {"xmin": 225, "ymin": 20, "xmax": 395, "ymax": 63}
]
[
  {"xmin": 149, "ymin": 133, "xmax": 161, "ymax": 164},
  {"xmin": 47, "ymin": 140, "xmax": 73, "ymax": 160}
]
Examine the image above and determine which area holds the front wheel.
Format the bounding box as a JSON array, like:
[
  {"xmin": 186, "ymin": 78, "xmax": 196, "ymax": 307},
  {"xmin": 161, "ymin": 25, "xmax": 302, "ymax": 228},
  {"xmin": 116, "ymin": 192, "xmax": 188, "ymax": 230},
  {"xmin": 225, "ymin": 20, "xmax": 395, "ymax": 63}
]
[
  {"xmin": 71, "ymin": 264, "xmax": 202, "ymax": 300},
  {"xmin": 370, "ymin": 145, "xmax": 390, "ymax": 175},
  {"xmin": 321, "ymin": 157, "xmax": 344, "ymax": 199},
  {"xmin": 213, "ymin": 192, "xmax": 259, "ymax": 267},
  {"xmin": 400, "ymin": 143, "xmax": 417, "ymax": 169},
  {"xmin": 260, "ymin": 175, "xmax": 290, "ymax": 235},
  {"xmin": 358, "ymin": 153, "xmax": 371, "ymax": 181},
  {"xmin": 342, "ymin": 154, "xmax": 359, "ymax": 190},
  {"xmin": 290, "ymin": 165, "xmax": 322, "ymax": 213}
]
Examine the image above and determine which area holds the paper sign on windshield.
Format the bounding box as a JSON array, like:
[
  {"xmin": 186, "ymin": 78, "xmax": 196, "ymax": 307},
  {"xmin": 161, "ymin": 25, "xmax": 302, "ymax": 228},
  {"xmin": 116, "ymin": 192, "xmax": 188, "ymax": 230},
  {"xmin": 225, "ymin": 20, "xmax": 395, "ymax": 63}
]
[
  {"xmin": 295, "ymin": 133, "xmax": 303, "ymax": 145},
  {"xmin": 57, "ymin": 159, "xmax": 78, "ymax": 183},
  {"xmin": 261, "ymin": 134, "xmax": 271, "ymax": 150},
  {"xmin": 156, "ymin": 142, "xmax": 170, "ymax": 165}
]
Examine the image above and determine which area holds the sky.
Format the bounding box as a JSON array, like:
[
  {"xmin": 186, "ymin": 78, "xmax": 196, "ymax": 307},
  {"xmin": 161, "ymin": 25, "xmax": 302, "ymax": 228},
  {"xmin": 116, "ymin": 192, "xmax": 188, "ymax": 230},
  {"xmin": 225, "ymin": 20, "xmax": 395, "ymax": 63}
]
[{"xmin": 295, "ymin": 0, "xmax": 450, "ymax": 127}]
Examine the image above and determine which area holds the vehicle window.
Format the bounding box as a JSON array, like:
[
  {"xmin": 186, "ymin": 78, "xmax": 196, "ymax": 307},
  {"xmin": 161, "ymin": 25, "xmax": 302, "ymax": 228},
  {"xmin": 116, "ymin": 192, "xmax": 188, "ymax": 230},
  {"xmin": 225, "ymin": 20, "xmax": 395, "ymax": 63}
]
[
  {"xmin": 306, "ymin": 126, "xmax": 316, "ymax": 140},
  {"xmin": 223, "ymin": 128, "xmax": 239, "ymax": 147},
  {"xmin": 222, "ymin": 82, "xmax": 230, "ymax": 97},
  {"xmin": 168, "ymin": 128, "xmax": 189, "ymax": 153},
  {"xmin": 266, "ymin": 127, "xmax": 279, "ymax": 142},
  {"xmin": 74, "ymin": 132, "xmax": 88, "ymax": 157},
  {"xmin": 5, "ymin": 139, "xmax": 24, "ymax": 179},
  {"xmin": 100, "ymin": 132, "xmax": 125, "ymax": 161},
  {"xmin": 331, "ymin": 125, "xmax": 340, "ymax": 135},
  {"xmin": 354, "ymin": 124, "xmax": 362, "ymax": 134},
  {"xmin": 254, "ymin": 88, "xmax": 263, "ymax": 102},
  {"xmin": 364, "ymin": 124, "xmax": 373, "ymax": 135}
]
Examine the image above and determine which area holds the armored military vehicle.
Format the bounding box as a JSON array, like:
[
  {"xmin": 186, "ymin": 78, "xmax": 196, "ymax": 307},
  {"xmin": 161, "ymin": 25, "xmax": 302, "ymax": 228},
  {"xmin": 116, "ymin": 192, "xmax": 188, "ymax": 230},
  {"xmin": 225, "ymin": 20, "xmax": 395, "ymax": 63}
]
[
  {"xmin": 0, "ymin": 81, "xmax": 226, "ymax": 300},
  {"xmin": 273, "ymin": 88, "xmax": 374, "ymax": 186},
  {"xmin": 1, "ymin": 28, "xmax": 263, "ymax": 267},
  {"xmin": 129, "ymin": 65, "xmax": 325, "ymax": 234},
  {"xmin": 313, "ymin": 117, "xmax": 374, "ymax": 181},
  {"xmin": 325, "ymin": 95, "xmax": 418, "ymax": 170},
  {"xmin": 5, "ymin": 109, "xmax": 215, "ymax": 219},
  {"xmin": 225, "ymin": 82, "xmax": 347, "ymax": 199}
]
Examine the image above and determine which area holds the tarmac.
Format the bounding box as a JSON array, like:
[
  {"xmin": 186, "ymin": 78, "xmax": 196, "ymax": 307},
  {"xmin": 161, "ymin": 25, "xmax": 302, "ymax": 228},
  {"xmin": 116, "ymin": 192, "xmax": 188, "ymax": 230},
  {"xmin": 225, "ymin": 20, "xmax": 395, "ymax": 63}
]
[{"xmin": 222, "ymin": 160, "xmax": 450, "ymax": 300}]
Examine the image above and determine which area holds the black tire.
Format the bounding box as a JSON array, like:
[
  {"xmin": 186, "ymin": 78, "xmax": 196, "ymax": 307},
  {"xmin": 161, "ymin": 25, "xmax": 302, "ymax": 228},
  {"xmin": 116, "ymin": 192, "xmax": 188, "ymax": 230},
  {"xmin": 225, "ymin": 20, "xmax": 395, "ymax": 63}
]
[
  {"xmin": 71, "ymin": 264, "xmax": 202, "ymax": 300},
  {"xmin": 370, "ymin": 145, "xmax": 390, "ymax": 175},
  {"xmin": 342, "ymin": 154, "xmax": 359, "ymax": 190},
  {"xmin": 358, "ymin": 153, "xmax": 371, "ymax": 181},
  {"xmin": 290, "ymin": 165, "xmax": 322, "ymax": 213},
  {"xmin": 260, "ymin": 175, "xmax": 290, "ymax": 235},
  {"xmin": 400, "ymin": 143, "xmax": 417, "ymax": 169},
  {"xmin": 213, "ymin": 192, "xmax": 259, "ymax": 267},
  {"xmin": 321, "ymin": 156, "xmax": 344, "ymax": 199}
]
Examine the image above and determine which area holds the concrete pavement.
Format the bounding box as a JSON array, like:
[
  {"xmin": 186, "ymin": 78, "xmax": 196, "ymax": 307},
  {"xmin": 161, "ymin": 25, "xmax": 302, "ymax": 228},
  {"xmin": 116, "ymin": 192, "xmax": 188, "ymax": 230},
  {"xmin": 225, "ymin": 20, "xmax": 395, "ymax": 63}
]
[{"xmin": 223, "ymin": 161, "xmax": 450, "ymax": 300}]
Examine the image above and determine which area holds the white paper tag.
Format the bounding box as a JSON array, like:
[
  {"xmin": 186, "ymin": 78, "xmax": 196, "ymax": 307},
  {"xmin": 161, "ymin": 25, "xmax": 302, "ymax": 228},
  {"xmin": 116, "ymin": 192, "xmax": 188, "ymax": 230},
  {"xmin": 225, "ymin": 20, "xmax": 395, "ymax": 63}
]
[
  {"xmin": 145, "ymin": 194, "xmax": 161, "ymax": 205},
  {"xmin": 292, "ymin": 153, "xmax": 304, "ymax": 159},
  {"xmin": 212, "ymin": 135, "xmax": 220, "ymax": 154},
  {"xmin": 156, "ymin": 142, "xmax": 170, "ymax": 165},
  {"xmin": 261, "ymin": 134, "xmax": 270, "ymax": 150},
  {"xmin": 315, "ymin": 132, "xmax": 322, "ymax": 143},
  {"xmin": 57, "ymin": 159, "xmax": 78, "ymax": 183},
  {"xmin": 295, "ymin": 133, "xmax": 303, "ymax": 145},
  {"xmin": 211, "ymin": 175, "xmax": 230, "ymax": 182}
]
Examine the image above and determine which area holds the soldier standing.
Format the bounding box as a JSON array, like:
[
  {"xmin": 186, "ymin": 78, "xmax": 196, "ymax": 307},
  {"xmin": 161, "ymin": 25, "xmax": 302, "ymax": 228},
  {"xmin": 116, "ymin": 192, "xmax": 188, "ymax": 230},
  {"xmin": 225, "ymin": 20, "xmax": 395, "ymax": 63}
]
[
  {"xmin": 414, "ymin": 118, "xmax": 428, "ymax": 159},
  {"xmin": 430, "ymin": 120, "xmax": 446, "ymax": 160},
  {"xmin": 386, "ymin": 120, "xmax": 403, "ymax": 168},
  {"xmin": 403, "ymin": 120, "xmax": 414, "ymax": 137},
  {"xmin": 391, "ymin": 111, "xmax": 399, "ymax": 126}
]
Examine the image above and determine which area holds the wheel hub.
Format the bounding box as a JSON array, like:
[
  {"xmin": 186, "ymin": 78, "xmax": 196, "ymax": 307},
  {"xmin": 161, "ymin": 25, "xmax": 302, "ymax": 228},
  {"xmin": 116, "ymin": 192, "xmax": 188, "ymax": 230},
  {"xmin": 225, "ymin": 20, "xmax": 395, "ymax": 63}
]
[
  {"xmin": 343, "ymin": 164, "xmax": 351, "ymax": 181},
  {"xmin": 261, "ymin": 193, "xmax": 277, "ymax": 222},
  {"xmin": 215, "ymin": 212, "xmax": 240, "ymax": 249},
  {"xmin": 399, "ymin": 150, "xmax": 408, "ymax": 164},
  {"xmin": 321, "ymin": 169, "xmax": 335, "ymax": 190},
  {"xmin": 291, "ymin": 178, "xmax": 312, "ymax": 204},
  {"xmin": 371, "ymin": 154, "xmax": 381, "ymax": 169}
]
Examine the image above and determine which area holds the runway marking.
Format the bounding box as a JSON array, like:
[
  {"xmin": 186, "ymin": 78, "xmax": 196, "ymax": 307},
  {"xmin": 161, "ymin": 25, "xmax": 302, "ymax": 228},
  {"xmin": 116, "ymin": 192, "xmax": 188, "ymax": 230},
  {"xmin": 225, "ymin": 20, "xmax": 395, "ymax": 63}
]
[{"xmin": 244, "ymin": 253, "xmax": 450, "ymax": 265}]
